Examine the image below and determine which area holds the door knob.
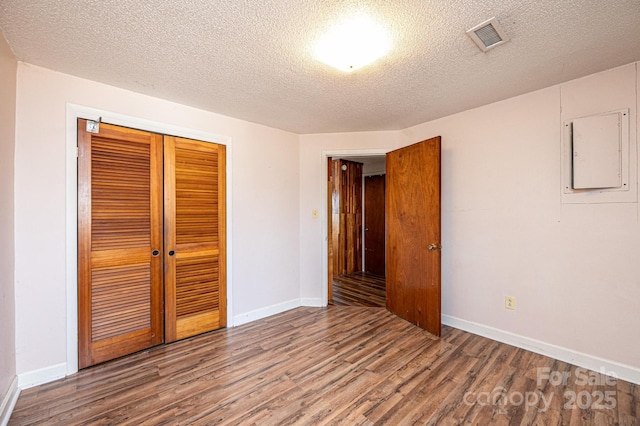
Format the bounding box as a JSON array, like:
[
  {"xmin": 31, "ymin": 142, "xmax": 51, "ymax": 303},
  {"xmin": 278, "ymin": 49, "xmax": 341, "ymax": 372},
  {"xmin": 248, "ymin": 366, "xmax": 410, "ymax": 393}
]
[
  {"xmin": 427, "ymin": 243, "xmax": 442, "ymax": 251},
  {"xmin": 152, "ymin": 250, "xmax": 160, "ymax": 256},
  {"xmin": 168, "ymin": 250, "xmax": 175, "ymax": 256}
]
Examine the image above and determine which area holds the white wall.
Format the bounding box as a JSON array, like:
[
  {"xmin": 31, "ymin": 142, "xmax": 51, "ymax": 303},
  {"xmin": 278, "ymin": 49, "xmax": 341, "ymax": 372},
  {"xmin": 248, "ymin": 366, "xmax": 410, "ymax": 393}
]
[
  {"xmin": 299, "ymin": 63, "xmax": 640, "ymax": 381},
  {"xmin": 362, "ymin": 157, "xmax": 386, "ymax": 176},
  {"xmin": 0, "ymin": 31, "xmax": 17, "ymax": 411},
  {"xmin": 14, "ymin": 64, "xmax": 300, "ymax": 379}
]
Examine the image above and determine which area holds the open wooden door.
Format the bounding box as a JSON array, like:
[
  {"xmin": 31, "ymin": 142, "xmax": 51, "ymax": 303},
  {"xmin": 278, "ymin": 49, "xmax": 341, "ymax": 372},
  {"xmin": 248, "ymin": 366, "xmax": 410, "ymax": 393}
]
[
  {"xmin": 164, "ymin": 136, "xmax": 226, "ymax": 342},
  {"xmin": 364, "ymin": 174, "xmax": 386, "ymax": 276},
  {"xmin": 331, "ymin": 159, "xmax": 363, "ymax": 276},
  {"xmin": 327, "ymin": 157, "xmax": 334, "ymax": 302},
  {"xmin": 386, "ymin": 137, "xmax": 442, "ymax": 336},
  {"xmin": 78, "ymin": 120, "xmax": 164, "ymax": 368}
]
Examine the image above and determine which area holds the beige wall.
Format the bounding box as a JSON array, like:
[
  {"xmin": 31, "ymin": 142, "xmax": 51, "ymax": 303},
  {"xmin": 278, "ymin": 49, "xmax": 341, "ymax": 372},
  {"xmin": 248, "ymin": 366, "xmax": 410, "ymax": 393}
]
[
  {"xmin": 299, "ymin": 63, "xmax": 640, "ymax": 382},
  {"xmin": 401, "ymin": 63, "xmax": 639, "ymax": 368},
  {"xmin": 14, "ymin": 64, "xmax": 300, "ymax": 380},
  {"xmin": 0, "ymin": 31, "xmax": 17, "ymax": 405}
]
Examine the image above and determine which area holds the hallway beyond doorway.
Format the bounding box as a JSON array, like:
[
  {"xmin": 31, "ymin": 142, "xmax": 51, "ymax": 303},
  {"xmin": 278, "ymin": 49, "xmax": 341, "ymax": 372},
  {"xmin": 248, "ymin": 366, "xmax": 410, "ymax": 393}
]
[{"xmin": 330, "ymin": 272, "xmax": 385, "ymax": 307}]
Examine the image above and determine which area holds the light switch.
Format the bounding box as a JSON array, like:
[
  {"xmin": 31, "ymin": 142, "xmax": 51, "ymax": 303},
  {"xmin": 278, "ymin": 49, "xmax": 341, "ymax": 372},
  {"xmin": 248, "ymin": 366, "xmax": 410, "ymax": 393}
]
[{"xmin": 572, "ymin": 112, "xmax": 621, "ymax": 189}]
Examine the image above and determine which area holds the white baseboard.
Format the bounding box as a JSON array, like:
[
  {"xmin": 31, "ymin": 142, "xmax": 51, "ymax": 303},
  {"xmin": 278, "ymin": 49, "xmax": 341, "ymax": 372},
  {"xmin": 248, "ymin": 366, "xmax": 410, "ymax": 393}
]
[
  {"xmin": 232, "ymin": 299, "xmax": 301, "ymax": 327},
  {"xmin": 17, "ymin": 363, "xmax": 67, "ymax": 390},
  {"xmin": 300, "ymin": 297, "xmax": 325, "ymax": 307},
  {"xmin": 0, "ymin": 376, "xmax": 19, "ymax": 426},
  {"xmin": 442, "ymin": 314, "xmax": 640, "ymax": 385}
]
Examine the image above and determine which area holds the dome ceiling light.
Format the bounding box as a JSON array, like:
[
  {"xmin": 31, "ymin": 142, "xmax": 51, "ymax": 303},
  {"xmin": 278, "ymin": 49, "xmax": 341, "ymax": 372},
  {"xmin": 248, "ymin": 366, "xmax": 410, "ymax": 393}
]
[{"xmin": 314, "ymin": 13, "xmax": 392, "ymax": 73}]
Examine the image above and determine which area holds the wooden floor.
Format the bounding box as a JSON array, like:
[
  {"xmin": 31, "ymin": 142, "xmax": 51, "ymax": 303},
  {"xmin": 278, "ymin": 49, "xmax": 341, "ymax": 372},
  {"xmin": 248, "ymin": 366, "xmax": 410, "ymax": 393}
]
[
  {"xmin": 10, "ymin": 307, "xmax": 639, "ymax": 425},
  {"xmin": 331, "ymin": 272, "xmax": 386, "ymax": 307}
]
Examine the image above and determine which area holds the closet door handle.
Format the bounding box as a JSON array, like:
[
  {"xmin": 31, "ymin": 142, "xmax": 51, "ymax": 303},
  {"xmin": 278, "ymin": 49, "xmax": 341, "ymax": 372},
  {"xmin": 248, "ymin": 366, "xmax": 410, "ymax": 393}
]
[
  {"xmin": 152, "ymin": 250, "xmax": 160, "ymax": 257},
  {"xmin": 168, "ymin": 250, "xmax": 175, "ymax": 257}
]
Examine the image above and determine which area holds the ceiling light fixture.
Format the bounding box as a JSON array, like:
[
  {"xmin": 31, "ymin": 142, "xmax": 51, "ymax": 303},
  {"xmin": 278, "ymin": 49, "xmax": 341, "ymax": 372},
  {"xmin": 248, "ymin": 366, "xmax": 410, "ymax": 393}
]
[{"xmin": 314, "ymin": 13, "xmax": 391, "ymax": 73}]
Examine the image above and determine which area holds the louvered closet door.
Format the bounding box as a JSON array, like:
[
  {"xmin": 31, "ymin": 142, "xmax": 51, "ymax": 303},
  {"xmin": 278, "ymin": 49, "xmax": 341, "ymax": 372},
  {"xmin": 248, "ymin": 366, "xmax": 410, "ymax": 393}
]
[
  {"xmin": 164, "ymin": 136, "xmax": 226, "ymax": 342},
  {"xmin": 78, "ymin": 120, "xmax": 164, "ymax": 368}
]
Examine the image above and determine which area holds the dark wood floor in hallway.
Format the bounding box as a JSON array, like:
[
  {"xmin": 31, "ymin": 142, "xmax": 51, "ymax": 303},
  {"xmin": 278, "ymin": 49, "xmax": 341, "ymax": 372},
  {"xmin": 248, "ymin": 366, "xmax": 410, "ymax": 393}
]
[
  {"xmin": 9, "ymin": 306, "xmax": 638, "ymax": 425},
  {"xmin": 331, "ymin": 272, "xmax": 386, "ymax": 307}
]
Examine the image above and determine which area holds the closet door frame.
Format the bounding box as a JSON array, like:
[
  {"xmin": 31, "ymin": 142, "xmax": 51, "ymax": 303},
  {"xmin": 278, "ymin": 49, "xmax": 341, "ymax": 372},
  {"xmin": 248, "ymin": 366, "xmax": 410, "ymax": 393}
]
[{"xmin": 65, "ymin": 105, "xmax": 233, "ymax": 375}]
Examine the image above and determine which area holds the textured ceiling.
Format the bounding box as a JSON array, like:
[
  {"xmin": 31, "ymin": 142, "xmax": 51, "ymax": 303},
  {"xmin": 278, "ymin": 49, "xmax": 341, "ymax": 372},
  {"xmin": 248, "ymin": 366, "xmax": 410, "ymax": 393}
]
[{"xmin": 1, "ymin": 1, "xmax": 639, "ymax": 134}]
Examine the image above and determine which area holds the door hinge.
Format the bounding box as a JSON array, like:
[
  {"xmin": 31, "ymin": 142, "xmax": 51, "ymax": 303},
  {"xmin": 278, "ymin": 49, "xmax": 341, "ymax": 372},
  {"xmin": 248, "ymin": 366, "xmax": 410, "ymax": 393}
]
[
  {"xmin": 76, "ymin": 146, "xmax": 79, "ymax": 158},
  {"xmin": 86, "ymin": 118, "xmax": 101, "ymax": 133}
]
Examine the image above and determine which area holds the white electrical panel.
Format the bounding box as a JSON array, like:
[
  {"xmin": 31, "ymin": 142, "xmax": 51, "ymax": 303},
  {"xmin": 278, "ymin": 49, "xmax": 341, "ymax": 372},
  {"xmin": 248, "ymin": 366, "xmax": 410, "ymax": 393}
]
[
  {"xmin": 561, "ymin": 108, "xmax": 634, "ymax": 204},
  {"xmin": 572, "ymin": 112, "xmax": 621, "ymax": 189}
]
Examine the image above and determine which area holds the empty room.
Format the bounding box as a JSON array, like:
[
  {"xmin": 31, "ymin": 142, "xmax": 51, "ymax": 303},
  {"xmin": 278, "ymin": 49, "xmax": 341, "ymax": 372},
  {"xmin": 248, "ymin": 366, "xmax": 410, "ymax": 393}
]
[{"xmin": 1, "ymin": 1, "xmax": 639, "ymax": 424}]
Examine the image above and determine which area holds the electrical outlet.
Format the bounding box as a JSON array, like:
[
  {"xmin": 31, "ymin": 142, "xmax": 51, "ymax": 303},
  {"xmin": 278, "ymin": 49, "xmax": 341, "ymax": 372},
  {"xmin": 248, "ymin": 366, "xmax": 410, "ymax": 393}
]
[
  {"xmin": 505, "ymin": 296, "xmax": 515, "ymax": 310},
  {"xmin": 312, "ymin": 209, "xmax": 319, "ymax": 219}
]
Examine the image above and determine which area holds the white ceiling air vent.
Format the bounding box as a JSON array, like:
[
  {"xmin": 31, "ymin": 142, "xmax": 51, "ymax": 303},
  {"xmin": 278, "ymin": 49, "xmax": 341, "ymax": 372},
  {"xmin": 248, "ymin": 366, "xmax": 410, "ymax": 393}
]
[{"xmin": 466, "ymin": 17, "xmax": 509, "ymax": 52}]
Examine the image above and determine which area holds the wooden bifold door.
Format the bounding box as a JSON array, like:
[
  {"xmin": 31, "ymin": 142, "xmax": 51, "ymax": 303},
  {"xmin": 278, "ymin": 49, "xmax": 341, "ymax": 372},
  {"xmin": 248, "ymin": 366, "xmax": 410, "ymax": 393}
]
[{"xmin": 78, "ymin": 120, "xmax": 226, "ymax": 368}]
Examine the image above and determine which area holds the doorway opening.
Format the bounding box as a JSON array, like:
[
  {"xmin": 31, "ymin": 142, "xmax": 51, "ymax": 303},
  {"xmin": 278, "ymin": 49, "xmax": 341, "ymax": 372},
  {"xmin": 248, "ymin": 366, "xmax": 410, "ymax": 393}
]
[
  {"xmin": 323, "ymin": 136, "xmax": 442, "ymax": 337},
  {"xmin": 327, "ymin": 155, "xmax": 386, "ymax": 308}
]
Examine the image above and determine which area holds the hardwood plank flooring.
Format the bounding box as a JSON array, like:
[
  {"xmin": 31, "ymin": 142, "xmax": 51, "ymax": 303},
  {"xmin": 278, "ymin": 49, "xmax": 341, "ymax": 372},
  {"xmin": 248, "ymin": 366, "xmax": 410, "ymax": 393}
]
[
  {"xmin": 331, "ymin": 272, "xmax": 386, "ymax": 307},
  {"xmin": 9, "ymin": 306, "xmax": 639, "ymax": 425}
]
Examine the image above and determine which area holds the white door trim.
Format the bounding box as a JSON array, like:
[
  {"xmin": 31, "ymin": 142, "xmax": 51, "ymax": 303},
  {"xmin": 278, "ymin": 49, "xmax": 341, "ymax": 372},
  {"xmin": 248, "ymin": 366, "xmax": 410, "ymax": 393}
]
[{"xmin": 65, "ymin": 103, "xmax": 234, "ymax": 375}]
